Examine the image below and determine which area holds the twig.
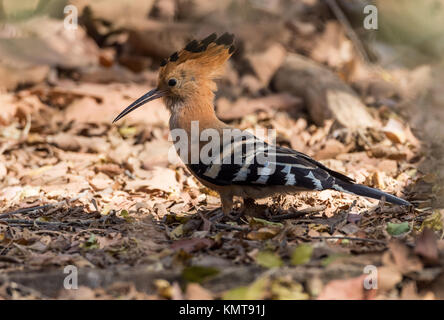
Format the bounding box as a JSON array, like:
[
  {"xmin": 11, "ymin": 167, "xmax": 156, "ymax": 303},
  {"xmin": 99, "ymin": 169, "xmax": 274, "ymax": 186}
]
[
  {"xmin": 0, "ymin": 196, "xmax": 82, "ymax": 219},
  {"xmin": 0, "ymin": 255, "xmax": 21, "ymax": 263},
  {"xmin": 0, "ymin": 204, "xmax": 54, "ymax": 219},
  {"xmin": 311, "ymin": 235, "xmax": 386, "ymax": 245},
  {"xmin": 1, "ymin": 218, "xmax": 96, "ymax": 227},
  {"xmin": 378, "ymin": 195, "xmax": 387, "ymax": 211},
  {"xmin": 33, "ymin": 230, "xmax": 67, "ymax": 237},
  {"xmin": 214, "ymin": 223, "xmax": 249, "ymax": 231},
  {"xmin": 197, "ymin": 211, "xmax": 212, "ymax": 231},
  {"xmin": 325, "ymin": 0, "xmax": 370, "ymax": 64},
  {"xmin": 221, "ymin": 236, "xmax": 258, "ymax": 244},
  {"xmin": 270, "ymin": 205, "xmax": 326, "ymax": 221}
]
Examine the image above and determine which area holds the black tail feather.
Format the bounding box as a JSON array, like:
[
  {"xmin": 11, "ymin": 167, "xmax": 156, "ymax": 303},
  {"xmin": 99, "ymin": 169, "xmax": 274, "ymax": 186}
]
[{"xmin": 333, "ymin": 180, "xmax": 411, "ymax": 206}]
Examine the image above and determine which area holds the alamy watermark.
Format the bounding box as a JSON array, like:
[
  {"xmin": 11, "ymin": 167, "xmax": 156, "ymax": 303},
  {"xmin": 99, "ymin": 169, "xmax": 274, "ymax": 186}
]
[
  {"xmin": 63, "ymin": 265, "xmax": 78, "ymax": 290},
  {"xmin": 363, "ymin": 265, "xmax": 378, "ymax": 290},
  {"xmin": 363, "ymin": 4, "xmax": 378, "ymax": 30},
  {"xmin": 63, "ymin": 5, "xmax": 78, "ymax": 30}
]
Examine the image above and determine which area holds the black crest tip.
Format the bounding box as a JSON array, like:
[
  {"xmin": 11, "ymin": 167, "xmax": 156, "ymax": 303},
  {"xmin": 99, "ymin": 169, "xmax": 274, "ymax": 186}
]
[
  {"xmin": 216, "ymin": 32, "xmax": 234, "ymax": 46},
  {"xmin": 185, "ymin": 39, "xmax": 199, "ymax": 52},
  {"xmin": 201, "ymin": 33, "xmax": 217, "ymax": 46},
  {"xmin": 192, "ymin": 45, "xmax": 206, "ymax": 53},
  {"xmin": 169, "ymin": 51, "xmax": 179, "ymax": 62}
]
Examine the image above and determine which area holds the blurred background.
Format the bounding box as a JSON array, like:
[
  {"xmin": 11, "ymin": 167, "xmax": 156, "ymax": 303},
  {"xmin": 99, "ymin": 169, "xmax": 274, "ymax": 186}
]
[{"xmin": 0, "ymin": 0, "xmax": 444, "ymax": 300}]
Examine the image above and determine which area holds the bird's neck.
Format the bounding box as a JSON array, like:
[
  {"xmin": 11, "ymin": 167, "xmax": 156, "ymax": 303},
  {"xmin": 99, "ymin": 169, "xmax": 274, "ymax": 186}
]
[
  {"xmin": 168, "ymin": 93, "xmax": 228, "ymax": 165},
  {"xmin": 168, "ymin": 95, "xmax": 227, "ymax": 134}
]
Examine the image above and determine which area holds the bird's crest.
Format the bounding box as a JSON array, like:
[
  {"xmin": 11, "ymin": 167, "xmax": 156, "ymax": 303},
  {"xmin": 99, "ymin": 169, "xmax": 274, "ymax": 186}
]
[{"xmin": 158, "ymin": 32, "xmax": 235, "ymax": 81}]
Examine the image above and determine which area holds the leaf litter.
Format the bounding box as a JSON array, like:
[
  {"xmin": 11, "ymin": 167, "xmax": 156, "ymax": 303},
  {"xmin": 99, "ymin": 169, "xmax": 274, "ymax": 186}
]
[{"xmin": 0, "ymin": 0, "xmax": 443, "ymax": 300}]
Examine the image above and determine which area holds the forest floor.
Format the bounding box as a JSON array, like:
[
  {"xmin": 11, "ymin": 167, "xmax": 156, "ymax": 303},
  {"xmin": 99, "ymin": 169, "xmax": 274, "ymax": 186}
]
[{"xmin": 0, "ymin": 0, "xmax": 443, "ymax": 299}]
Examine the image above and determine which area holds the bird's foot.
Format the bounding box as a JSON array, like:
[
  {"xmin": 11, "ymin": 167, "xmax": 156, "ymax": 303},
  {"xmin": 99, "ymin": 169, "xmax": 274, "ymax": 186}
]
[
  {"xmin": 224, "ymin": 211, "xmax": 243, "ymax": 221},
  {"xmin": 208, "ymin": 209, "xmax": 224, "ymax": 222}
]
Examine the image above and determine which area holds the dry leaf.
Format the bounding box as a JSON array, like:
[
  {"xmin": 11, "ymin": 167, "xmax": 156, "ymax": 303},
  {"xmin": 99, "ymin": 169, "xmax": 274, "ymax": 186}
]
[
  {"xmin": 311, "ymin": 21, "xmax": 354, "ymax": 69},
  {"xmin": 246, "ymin": 43, "xmax": 287, "ymax": 85},
  {"xmin": 317, "ymin": 275, "xmax": 376, "ymax": 300},
  {"xmin": 387, "ymin": 240, "xmax": 423, "ymax": 275},
  {"xmin": 383, "ymin": 118, "xmax": 406, "ymax": 144},
  {"xmin": 247, "ymin": 227, "xmax": 281, "ymax": 240},
  {"xmin": 170, "ymin": 238, "xmax": 214, "ymax": 253},
  {"xmin": 414, "ymin": 228, "xmax": 439, "ymax": 265},
  {"xmin": 377, "ymin": 266, "xmax": 403, "ymax": 292},
  {"xmin": 185, "ymin": 283, "xmax": 213, "ymax": 300},
  {"xmin": 125, "ymin": 167, "xmax": 181, "ymax": 194}
]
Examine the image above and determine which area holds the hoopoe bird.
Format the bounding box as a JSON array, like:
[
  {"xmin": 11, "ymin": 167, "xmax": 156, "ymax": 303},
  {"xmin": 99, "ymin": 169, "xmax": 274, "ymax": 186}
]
[{"xmin": 113, "ymin": 33, "xmax": 410, "ymax": 218}]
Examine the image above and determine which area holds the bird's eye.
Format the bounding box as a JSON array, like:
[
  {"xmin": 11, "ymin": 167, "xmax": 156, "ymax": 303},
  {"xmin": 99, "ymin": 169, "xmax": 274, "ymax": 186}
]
[{"xmin": 168, "ymin": 78, "xmax": 177, "ymax": 87}]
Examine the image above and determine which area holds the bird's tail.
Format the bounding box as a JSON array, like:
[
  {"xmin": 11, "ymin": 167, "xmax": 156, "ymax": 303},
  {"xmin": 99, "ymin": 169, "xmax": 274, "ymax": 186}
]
[{"xmin": 333, "ymin": 180, "xmax": 411, "ymax": 206}]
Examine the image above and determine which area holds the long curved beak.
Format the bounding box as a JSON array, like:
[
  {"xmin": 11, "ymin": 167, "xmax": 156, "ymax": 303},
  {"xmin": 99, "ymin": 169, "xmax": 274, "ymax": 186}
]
[{"xmin": 112, "ymin": 88, "xmax": 166, "ymax": 123}]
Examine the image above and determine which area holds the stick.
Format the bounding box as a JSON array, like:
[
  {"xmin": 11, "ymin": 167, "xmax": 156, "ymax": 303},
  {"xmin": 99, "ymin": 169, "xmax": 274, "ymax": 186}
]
[
  {"xmin": 270, "ymin": 205, "xmax": 326, "ymax": 221},
  {"xmin": 0, "ymin": 204, "xmax": 54, "ymax": 219},
  {"xmin": 311, "ymin": 235, "xmax": 386, "ymax": 244},
  {"xmin": 0, "ymin": 196, "xmax": 82, "ymax": 219},
  {"xmin": 214, "ymin": 223, "xmax": 248, "ymax": 231},
  {"xmin": 326, "ymin": 0, "xmax": 370, "ymax": 64},
  {"xmin": 2, "ymin": 218, "xmax": 96, "ymax": 227}
]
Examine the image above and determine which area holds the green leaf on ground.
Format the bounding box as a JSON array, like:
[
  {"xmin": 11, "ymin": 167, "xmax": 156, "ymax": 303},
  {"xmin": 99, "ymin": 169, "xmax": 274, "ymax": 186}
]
[
  {"xmin": 255, "ymin": 250, "xmax": 283, "ymax": 268},
  {"xmin": 222, "ymin": 286, "xmax": 249, "ymax": 300},
  {"xmin": 271, "ymin": 279, "xmax": 309, "ymax": 300},
  {"xmin": 81, "ymin": 234, "xmax": 99, "ymax": 250},
  {"xmin": 119, "ymin": 209, "xmax": 134, "ymax": 222},
  {"xmin": 182, "ymin": 266, "xmax": 219, "ymax": 283},
  {"xmin": 291, "ymin": 244, "xmax": 313, "ymax": 265},
  {"xmin": 250, "ymin": 217, "xmax": 283, "ymax": 228},
  {"xmin": 387, "ymin": 222, "xmax": 410, "ymax": 236},
  {"xmin": 321, "ymin": 254, "xmax": 348, "ymax": 267},
  {"xmin": 169, "ymin": 224, "xmax": 184, "ymax": 240},
  {"xmin": 222, "ymin": 276, "xmax": 269, "ymax": 300},
  {"xmin": 419, "ymin": 211, "xmax": 443, "ymax": 232}
]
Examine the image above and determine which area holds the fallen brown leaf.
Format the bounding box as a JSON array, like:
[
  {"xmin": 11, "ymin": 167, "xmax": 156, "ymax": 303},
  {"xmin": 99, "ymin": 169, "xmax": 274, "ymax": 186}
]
[
  {"xmin": 386, "ymin": 240, "xmax": 423, "ymax": 275},
  {"xmin": 185, "ymin": 283, "xmax": 213, "ymax": 300},
  {"xmin": 383, "ymin": 118, "xmax": 406, "ymax": 144},
  {"xmin": 246, "ymin": 43, "xmax": 287, "ymax": 85},
  {"xmin": 317, "ymin": 275, "xmax": 376, "ymax": 300},
  {"xmin": 414, "ymin": 228, "xmax": 439, "ymax": 265}
]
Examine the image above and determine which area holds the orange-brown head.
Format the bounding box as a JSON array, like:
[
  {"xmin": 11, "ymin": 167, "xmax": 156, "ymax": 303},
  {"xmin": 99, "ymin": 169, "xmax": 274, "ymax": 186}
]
[{"xmin": 113, "ymin": 33, "xmax": 235, "ymax": 123}]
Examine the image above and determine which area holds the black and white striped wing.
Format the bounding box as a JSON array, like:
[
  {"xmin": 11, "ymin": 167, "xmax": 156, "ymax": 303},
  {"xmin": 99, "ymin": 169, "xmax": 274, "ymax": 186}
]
[{"xmin": 187, "ymin": 134, "xmax": 354, "ymax": 191}]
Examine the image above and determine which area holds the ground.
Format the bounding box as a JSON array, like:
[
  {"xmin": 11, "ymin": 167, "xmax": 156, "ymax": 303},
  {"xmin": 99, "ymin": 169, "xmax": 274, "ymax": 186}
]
[{"xmin": 0, "ymin": 0, "xmax": 444, "ymax": 300}]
